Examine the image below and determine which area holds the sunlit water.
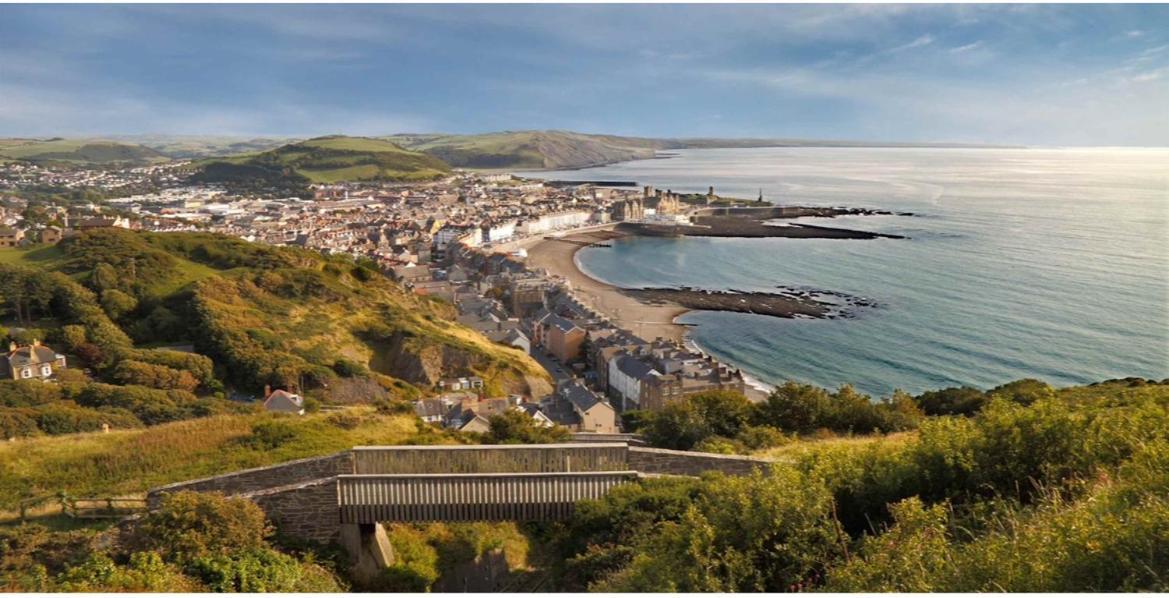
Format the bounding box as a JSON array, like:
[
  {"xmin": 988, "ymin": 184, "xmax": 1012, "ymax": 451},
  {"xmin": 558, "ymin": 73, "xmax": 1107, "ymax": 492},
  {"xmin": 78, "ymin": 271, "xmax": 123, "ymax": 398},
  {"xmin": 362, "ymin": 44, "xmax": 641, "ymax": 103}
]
[{"xmin": 521, "ymin": 147, "xmax": 1169, "ymax": 397}]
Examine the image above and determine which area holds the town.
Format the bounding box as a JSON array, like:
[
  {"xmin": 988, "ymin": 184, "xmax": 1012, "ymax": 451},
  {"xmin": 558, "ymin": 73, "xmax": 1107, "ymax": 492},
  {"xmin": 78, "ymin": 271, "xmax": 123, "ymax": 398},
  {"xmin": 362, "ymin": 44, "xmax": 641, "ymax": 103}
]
[{"xmin": 0, "ymin": 160, "xmax": 749, "ymax": 436}]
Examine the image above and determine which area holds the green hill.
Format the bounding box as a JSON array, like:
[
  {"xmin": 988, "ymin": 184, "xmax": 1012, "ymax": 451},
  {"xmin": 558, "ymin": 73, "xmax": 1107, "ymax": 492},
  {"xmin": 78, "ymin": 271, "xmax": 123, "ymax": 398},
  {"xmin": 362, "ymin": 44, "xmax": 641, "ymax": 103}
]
[
  {"xmin": 0, "ymin": 229, "xmax": 550, "ymax": 441},
  {"xmin": 0, "ymin": 138, "xmax": 169, "ymax": 166},
  {"xmin": 386, "ymin": 130, "xmax": 664, "ymax": 170},
  {"xmin": 191, "ymin": 135, "xmax": 452, "ymax": 193},
  {"xmin": 114, "ymin": 135, "xmax": 298, "ymax": 160}
]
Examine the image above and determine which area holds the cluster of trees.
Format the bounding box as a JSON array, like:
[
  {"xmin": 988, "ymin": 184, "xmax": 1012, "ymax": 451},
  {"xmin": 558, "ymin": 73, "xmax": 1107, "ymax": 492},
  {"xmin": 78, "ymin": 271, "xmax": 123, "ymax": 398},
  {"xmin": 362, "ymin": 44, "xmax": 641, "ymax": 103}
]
[
  {"xmin": 628, "ymin": 379, "xmax": 1071, "ymax": 453},
  {"xmin": 627, "ymin": 385, "xmax": 921, "ymax": 452},
  {"xmin": 0, "ymin": 379, "xmax": 249, "ymax": 438},
  {"xmin": 546, "ymin": 382, "xmax": 1169, "ymax": 591},
  {"xmin": 0, "ymin": 492, "xmax": 343, "ymax": 592}
]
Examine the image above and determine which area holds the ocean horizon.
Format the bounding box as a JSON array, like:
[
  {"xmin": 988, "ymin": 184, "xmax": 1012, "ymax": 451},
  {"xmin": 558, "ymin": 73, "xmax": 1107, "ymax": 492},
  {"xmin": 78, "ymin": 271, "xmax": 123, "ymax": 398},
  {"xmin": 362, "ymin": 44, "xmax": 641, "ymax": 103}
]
[{"xmin": 521, "ymin": 146, "xmax": 1169, "ymax": 397}]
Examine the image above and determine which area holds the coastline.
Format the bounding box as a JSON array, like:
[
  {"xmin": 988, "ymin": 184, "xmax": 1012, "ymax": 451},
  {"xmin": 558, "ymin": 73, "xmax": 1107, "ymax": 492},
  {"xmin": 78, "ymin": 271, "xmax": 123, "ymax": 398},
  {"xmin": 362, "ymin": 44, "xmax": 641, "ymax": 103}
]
[{"xmin": 522, "ymin": 229, "xmax": 690, "ymax": 344}]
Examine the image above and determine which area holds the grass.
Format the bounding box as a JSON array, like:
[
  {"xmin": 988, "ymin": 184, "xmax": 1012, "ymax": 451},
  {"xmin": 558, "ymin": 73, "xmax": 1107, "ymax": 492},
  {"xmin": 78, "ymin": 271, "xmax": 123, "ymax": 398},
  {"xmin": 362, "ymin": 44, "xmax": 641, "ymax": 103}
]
[
  {"xmin": 753, "ymin": 432, "xmax": 914, "ymax": 463},
  {"xmin": 0, "ymin": 245, "xmax": 66, "ymax": 267},
  {"xmin": 299, "ymin": 136, "xmax": 419, "ymax": 154},
  {"xmin": 0, "ymin": 407, "xmax": 420, "ymax": 510},
  {"xmin": 0, "ymin": 138, "xmax": 167, "ymax": 164},
  {"xmin": 195, "ymin": 135, "xmax": 451, "ymax": 184}
]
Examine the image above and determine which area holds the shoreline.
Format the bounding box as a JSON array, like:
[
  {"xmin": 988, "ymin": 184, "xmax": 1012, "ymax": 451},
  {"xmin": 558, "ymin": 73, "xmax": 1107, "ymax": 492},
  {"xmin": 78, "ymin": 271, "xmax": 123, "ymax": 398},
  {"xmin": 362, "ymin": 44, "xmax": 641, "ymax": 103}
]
[{"xmin": 523, "ymin": 229, "xmax": 690, "ymax": 344}]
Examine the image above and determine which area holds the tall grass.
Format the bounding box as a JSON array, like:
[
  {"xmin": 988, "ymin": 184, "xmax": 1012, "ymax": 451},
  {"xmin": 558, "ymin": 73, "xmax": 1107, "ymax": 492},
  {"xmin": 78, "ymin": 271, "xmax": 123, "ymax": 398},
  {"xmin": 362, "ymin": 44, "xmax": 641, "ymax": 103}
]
[{"xmin": 0, "ymin": 408, "xmax": 417, "ymax": 509}]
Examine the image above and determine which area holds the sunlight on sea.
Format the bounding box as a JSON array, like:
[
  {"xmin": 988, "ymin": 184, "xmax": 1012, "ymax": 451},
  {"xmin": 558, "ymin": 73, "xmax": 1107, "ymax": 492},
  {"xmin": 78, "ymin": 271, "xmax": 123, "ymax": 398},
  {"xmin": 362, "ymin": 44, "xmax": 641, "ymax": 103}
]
[{"xmin": 523, "ymin": 147, "xmax": 1169, "ymax": 396}]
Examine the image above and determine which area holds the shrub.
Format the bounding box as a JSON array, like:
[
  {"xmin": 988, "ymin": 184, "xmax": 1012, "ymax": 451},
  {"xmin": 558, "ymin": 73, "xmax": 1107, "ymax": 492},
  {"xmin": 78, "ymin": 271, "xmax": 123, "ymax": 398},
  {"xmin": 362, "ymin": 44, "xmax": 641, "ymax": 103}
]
[
  {"xmin": 112, "ymin": 360, "xmax": 200, "ymax": 392},
  {"xmin": 244, "ymin": 420, "xmax": 299, "ymax": 450},
  {"xmin": 188, "ymin": 548, "xmax": 305, "ymax": 592},
  {"xmin": 127, "ymin": 492, "xmax": 271, "ymax": 563},
  {"xmin": 914, "ymin": 386, "xmax": 986, "ymax": 416},
  {"xmin": 486, "ymin": 410, "xmax": 570, "ymax": 444}
]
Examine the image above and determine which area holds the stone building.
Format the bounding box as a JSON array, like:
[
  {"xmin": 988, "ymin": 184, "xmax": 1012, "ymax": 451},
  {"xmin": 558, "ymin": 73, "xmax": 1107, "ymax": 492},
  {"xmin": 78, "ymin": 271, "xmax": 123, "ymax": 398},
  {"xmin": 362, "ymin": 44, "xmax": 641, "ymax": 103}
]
[{"xmin": 1, "ymin": 341, "xmax": 66, "ymax": 380}]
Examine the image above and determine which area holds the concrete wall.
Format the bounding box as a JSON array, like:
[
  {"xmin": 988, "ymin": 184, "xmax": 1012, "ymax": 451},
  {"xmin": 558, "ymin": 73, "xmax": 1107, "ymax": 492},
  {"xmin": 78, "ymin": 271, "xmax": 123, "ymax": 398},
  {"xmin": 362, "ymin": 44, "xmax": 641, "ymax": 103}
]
[
  {"xmin": 629, "ymin": 446, "xmax": 773, "ymax": 477},
  {"xmin": 244, "ymin": 478, "xmax": 341, "ymax": 544},
  {"xmin": 146, "ymin": 452, "xmax": 353, "ymax": 507}
]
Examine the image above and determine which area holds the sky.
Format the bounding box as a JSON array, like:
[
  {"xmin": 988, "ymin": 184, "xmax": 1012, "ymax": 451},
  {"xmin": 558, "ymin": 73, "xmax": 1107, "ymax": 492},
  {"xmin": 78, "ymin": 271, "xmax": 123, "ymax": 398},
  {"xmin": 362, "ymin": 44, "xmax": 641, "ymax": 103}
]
[{"xmin": 1, "ymin": 4, "xmax": 1167, "ymax": 146}]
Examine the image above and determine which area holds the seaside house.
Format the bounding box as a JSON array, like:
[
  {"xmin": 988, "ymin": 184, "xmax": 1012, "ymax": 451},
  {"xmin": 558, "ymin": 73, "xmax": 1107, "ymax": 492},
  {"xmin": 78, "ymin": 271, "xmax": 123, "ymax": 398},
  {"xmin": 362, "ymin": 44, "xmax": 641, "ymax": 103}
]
[
  {"xmin": 534, "ymin": 312, "xmax": 586, "ymax": 363},
  {"xmin": 0, "ymin": 340, "xmax": 67, "ymax": 380},
  {"xmin": 262, "ymin": 387, "xmax": 305, "ymax": 415}
]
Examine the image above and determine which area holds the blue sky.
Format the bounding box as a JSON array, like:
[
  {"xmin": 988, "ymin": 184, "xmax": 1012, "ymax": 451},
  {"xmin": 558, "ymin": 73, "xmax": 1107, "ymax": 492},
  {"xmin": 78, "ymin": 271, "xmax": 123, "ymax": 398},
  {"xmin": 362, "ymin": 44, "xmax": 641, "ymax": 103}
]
[{"xmin": 1, "ymin": 4, "xmax": 1167, "ymax": 145}]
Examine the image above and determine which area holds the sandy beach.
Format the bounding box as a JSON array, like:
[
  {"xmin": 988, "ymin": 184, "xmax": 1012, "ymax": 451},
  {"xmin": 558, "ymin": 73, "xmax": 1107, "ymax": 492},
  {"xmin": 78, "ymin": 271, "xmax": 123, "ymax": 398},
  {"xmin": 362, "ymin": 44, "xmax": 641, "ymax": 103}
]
[{"xmin": 522, "ymin": 229, "xmax": 689, "ymax": 343}]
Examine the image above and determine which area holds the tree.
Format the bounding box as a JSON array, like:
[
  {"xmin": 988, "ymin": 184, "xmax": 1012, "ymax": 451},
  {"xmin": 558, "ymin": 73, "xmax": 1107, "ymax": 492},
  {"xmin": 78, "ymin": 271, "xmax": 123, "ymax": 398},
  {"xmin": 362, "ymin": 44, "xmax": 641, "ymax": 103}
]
[
  {"xmin": 127, "ymin": 492, "xmax": 271, "ymax": 563},
  {"xmin": 914, "ymin": 386, "xmax": 986, "ymax": 416},
  {"xmin": 100, "ymin": 289, "xmax": 138, "ymax": 320},
  {"xmin": 754, "ymin": 382, "xmax": 833, "ymax": 434},
  {"xmin": 486, "ymin": 410, "xmax": 570, "ymax": 444}
]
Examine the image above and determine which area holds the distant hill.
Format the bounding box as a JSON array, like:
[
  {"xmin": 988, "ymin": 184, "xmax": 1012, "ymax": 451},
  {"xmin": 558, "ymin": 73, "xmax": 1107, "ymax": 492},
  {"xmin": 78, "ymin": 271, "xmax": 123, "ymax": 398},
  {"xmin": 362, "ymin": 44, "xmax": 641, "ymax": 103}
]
[
  {"xmin": 386, "ymin": 130, "xmax": 663, "ymax": 170},
  {"xmin": 117, "ymin": 135, "xmax": 299, "ymax": 160},
  {"xmin": 191, "ymin": 135, "xmax": 452, "ymax": 193},
  {"xmin": 0, "ymin": 138, "xmax": 169, "ymax": 165},
  {"xmin": 388, "ymin": 130, "xmax": 1024, "ymax": 171}
]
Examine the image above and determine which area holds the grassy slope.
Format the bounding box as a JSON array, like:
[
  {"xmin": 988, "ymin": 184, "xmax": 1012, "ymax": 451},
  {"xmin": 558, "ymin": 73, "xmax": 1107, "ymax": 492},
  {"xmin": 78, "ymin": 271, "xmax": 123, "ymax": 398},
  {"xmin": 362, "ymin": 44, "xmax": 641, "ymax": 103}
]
[
  {"xmin": 0, "ymin": 138, "xmax": 169, "ymax": 165},
  {"xmin": 387, "ymin": 130, "xmax": 662, "ymax": 170},
  {"xmin": 0, "ymin": 408, "xmax": 420, "ymax": 509},
  {"xmin": 194, "ymin": 135, "xmax": 451, "ymax": 185},
  {"xmin": 2, "ymin": 230, "xmax": 550, "ymax": 396}
]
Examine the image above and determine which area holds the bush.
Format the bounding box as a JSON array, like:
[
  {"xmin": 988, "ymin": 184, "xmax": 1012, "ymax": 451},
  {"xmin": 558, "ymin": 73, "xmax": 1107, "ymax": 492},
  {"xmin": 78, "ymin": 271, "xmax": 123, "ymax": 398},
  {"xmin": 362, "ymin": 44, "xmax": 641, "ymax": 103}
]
[
  {"xmin": 987, "ymin": 379, "xmax": 1055, "ymax": 406},
  {"xmin": 112, "ymin": 360, "xmax": 199, "ymax": 392},
  {"xmin": 188, "ymin": 548, "xmax": 306, "ymax": 592},
  {"xmin": 486, "ymin": 410, "xmax": 570, "ymax": 444},
  {"xmin": 332, "ymin": 359, "xmax": 367, "ymax": 378},
  {"xmin": 245, "ymin": 420, "xmax": 299, "ymax": 450},
  {"xmin": 914, "ymin": 386, "xmax": 986, "ymax": 416},
  {"xmin": 127, "ymin": 492, "xmax": 271, "ymax": 563}
]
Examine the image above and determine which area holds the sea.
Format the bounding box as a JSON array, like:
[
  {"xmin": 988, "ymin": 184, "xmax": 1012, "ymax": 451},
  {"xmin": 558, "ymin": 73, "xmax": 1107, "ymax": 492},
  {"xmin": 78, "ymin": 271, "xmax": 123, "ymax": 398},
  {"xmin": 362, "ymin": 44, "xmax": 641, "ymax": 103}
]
[{"xmin": 519, "ymin": 147, "xmax": 1169, "ymax": 397}]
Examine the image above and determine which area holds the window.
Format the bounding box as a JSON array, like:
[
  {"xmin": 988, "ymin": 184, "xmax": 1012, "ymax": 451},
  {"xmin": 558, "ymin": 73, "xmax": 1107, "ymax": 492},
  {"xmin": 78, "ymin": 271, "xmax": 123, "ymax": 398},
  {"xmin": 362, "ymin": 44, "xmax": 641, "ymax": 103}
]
[
  {"xmin": 21, "ymin": 368, "xmax": 32, "ymax": 379},
  {"xmin": 41, "ymin": 366, "xmax": 52, "ymax": 376}
]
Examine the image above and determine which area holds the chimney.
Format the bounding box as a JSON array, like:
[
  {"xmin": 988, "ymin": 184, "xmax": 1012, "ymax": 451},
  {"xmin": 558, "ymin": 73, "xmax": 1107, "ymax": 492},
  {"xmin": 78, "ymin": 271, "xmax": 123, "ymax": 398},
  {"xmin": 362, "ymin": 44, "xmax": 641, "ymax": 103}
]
[
  {"xmin": 7, "ymin": 342, "xmax": 15, "ymax": 353},
  {"xmin": 263, "ymin": 384, "xmax": 271, "ymax": 399}
]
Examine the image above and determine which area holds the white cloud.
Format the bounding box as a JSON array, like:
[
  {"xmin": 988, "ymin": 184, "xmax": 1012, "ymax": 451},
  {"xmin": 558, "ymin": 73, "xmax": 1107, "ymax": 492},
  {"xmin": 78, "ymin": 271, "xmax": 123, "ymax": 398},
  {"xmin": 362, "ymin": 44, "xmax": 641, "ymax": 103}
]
[
  {"xmin": 888, "ymin": 34, "xmax": 936, "ymax": 54},
  {"xmin": 950, "ymin": 41, "xmax": 985, "ymax": 54}
]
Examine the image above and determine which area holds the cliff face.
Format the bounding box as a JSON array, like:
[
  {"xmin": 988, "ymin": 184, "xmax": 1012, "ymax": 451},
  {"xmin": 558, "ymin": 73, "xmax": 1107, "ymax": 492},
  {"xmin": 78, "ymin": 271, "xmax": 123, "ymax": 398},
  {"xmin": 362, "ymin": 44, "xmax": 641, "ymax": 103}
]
[{"xmin": 369, "ymin": 330, "xmax": 551, "ymax": 398}]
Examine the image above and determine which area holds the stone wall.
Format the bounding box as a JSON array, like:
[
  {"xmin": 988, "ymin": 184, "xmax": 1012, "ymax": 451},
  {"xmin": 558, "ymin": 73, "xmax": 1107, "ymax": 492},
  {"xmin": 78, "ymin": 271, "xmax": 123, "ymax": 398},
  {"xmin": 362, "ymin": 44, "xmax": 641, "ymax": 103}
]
[
  {"xmin": 628, "ymin": 446, "xmax": 774, "ymax": 477},
  {"xmin": 352, "ymin": 443, "xmax": 629, "ymax": 474},
  {"xmin": 243, "ymin": 477, "xmax": 340, "ymax": 544},
  {"xmin": 146, "ymin": 452, "xmax": 353, "ymax": 507}
]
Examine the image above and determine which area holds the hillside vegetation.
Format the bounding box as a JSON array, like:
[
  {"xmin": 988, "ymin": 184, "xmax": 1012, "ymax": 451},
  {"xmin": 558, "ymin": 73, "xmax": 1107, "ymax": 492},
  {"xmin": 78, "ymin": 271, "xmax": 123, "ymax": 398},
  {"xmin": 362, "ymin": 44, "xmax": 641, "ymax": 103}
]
[
  {"xmin": 0, "ymin": 229, "xmax": 549, "ymax": 441},
  {"xmin": 119, "ymin": 135, "xmax": 298, "ymax": 160},
  {"xmin": 2, "ymin": 378, "xmax": 1166, "ymax": 592},
  {"xmin": 0, "ymin": 138, "xmax": 168, "ymax": 166},
  {"xmin": 0, "ymin": 408, "xmax": 442, "ymax": 510},
  {"xmin": 386, "ymin": 130, "xmax": 662, "ymax": 170},
  {"xmin": 191, "ymin": 135, "xmax": 451, "ymax": 195},
  {"xmin": 546, "ymin": 378, "xmax": 1169, "ymax": 592}
]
